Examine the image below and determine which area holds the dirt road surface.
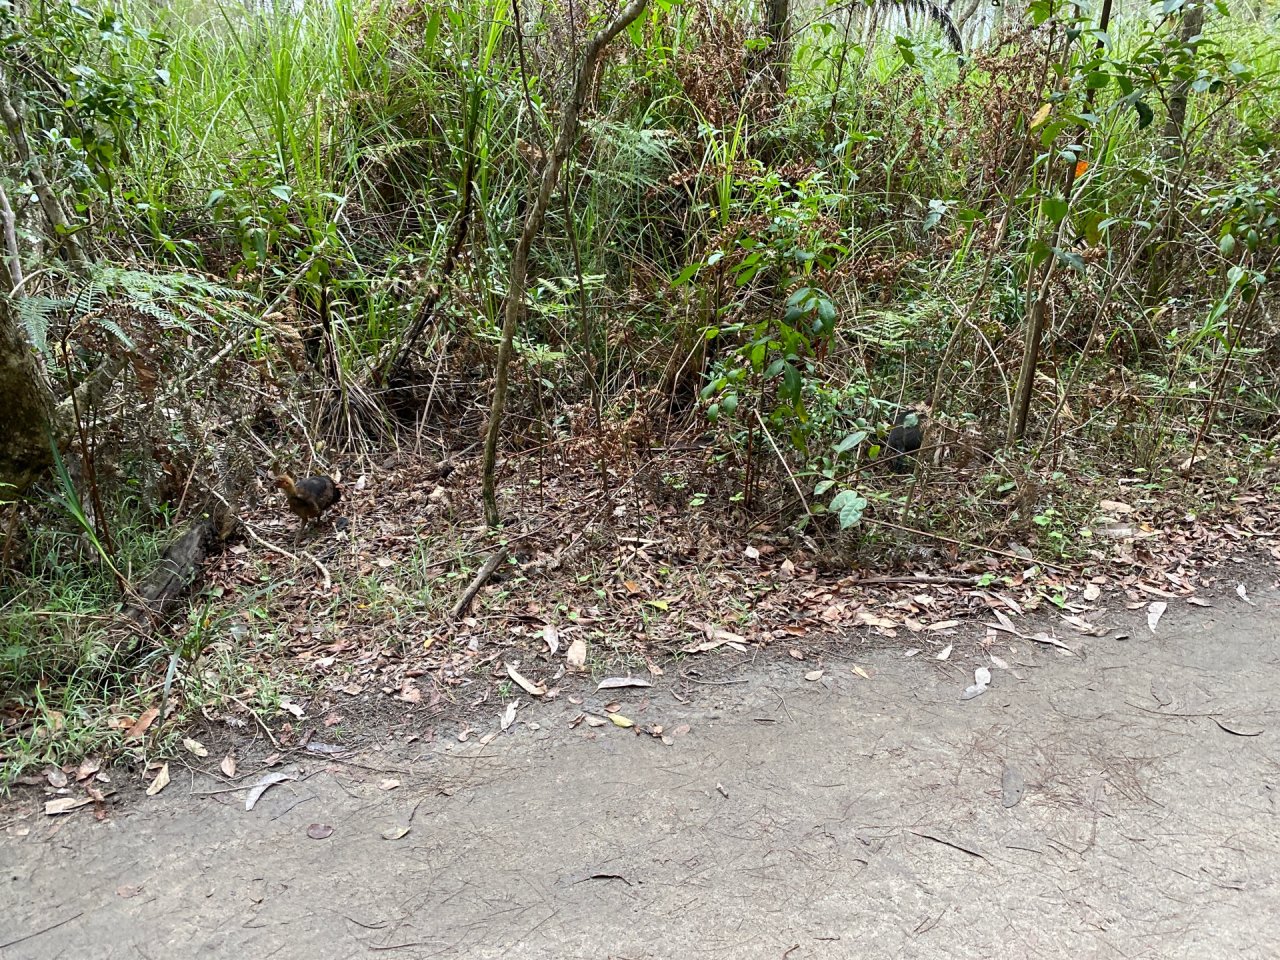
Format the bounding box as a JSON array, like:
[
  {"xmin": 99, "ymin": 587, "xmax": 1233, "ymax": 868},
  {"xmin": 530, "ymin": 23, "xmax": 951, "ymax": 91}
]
[{"xmin": 5, "ymin": 594, "xmax": 1280, "ymax": 959}]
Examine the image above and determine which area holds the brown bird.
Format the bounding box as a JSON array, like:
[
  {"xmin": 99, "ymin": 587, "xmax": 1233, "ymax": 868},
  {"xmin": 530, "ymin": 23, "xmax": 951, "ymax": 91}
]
[{"xmin": 275, "ymin": 473, "xmax": 342, "ymax": 542}]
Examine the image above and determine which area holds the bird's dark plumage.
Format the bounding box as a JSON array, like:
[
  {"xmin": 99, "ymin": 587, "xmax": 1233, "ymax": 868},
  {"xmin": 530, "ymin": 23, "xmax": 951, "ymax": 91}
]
[
  {"xmin": 885, "ymin": 411, "xmax": 925, "ymax": 473},
  {"xmin": 275, "ymin": 474, "xmax": 342, "ymax": 521}
]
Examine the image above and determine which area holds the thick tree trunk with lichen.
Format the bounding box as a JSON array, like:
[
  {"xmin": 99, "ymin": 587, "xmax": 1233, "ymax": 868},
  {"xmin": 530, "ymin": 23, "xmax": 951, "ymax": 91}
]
[{"xmin": 0, "ymin": 301, "xmax": 58, "ymax": 493}]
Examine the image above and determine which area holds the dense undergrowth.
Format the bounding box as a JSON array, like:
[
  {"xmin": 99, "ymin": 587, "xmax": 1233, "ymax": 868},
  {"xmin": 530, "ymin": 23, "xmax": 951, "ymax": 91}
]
[{"xmin": 1, "ymin": 0, "xmax": 1278, "ymax": 781}]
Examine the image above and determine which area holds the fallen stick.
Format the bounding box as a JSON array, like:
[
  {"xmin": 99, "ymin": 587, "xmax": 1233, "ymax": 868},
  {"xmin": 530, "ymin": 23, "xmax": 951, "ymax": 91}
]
[{"xmin": 450, "ymin": 546, "xmax": 509, "ymax": 620}]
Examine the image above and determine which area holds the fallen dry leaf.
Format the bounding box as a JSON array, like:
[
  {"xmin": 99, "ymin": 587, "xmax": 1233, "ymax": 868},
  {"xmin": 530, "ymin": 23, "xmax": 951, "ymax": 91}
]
[
  {"xmin": 935, "ymin": 644, "xmax": 953, "ymax": 661},
  {"xmin": 245, "ymin": 772, "xmax": 295, "ymax": 811},
  {"xmin": 609, "ymin": 714, "xmax": 635, "ymax": 728},
  {"xmin": 44, "ymin": 797, "xmax": 93, "ymax": 816},
  {"xmin": 500, "ymin": 701, "xmax": 518, "ymax": 731},
  {"xmin": 567, "ymin": 636, "xmax": 587, "ymax": 669},
  {"xmin": 507, "ymin": 664, "xmax": 547, "ymax": 697},
  {"xmin": 145, "ymin": 763, "xmax": 170, "ymax": 797},
  {"xmin": 542, "ymin": 624, "xmax": 560, "ymax": 655},
  {"xmin": 851, "ymin": 665, "xmax": 872, "ymax": 680},
  {"xmin": 126, "ymin": 708, "xmax": 159, "ymax": 739},
  {"xmin": 584, "ymin": 716, "xmax": 607, "ymax": 727},
  {"xmin": 805, "ymin": 669, "xmax": 824, "ymax": 681},
  {"xmin": 220, "ymin": 755, "xmax": 237, "ymax": 778},
  {"xmin": 378, "ymin": 779, "xmax": 401, "ymax": 791},
  {"xmin": 1147, "ymin": 601, "xmax": 1168, "ymax": 633},
  {"xmin": 597, "ymin": 677, "xmax": 652, "ymax": 691},
  {"xmin": 183, "ymin": 737, "xmax": 208, "ymax": 758},
  {"xmin": 45, "ymin": 766, "xmax": 68, "ymax": 789}
]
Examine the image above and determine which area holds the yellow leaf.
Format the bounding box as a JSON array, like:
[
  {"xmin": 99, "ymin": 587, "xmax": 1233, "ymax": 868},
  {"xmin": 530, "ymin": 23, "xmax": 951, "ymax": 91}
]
[
  {"xmin": 645, "ymin": 599, "xmax": 670, "ymax": 611},
  {"xmin": 609, "ymin": 714, "xmax": 635, "ymax": 728},
  {"xmin": 1030, "ymin": 103, "xmax": 1052, "ymax": 129},
  {"xmin": 1074, "ymin": 160, "xmax": 1089, "ymax": 178}
]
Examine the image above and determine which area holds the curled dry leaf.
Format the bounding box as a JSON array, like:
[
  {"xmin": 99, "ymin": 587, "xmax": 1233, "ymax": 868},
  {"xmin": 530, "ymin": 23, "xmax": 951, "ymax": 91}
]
[
  {"xmin": 500, "ymin": 701, "xmax": 518, "ymax": 731},
  {"xmin": 960, "ymin": 683, "xmax": 988, "ymax": 701},
  {"xmin": 306, "ymin": 823, "xmax": 334, "ymax": 840},
  {"xmin": 567, "ymin": 636, "xmax": 587, "ymax": 669},
  {"xmin": 609, "ymin": 714, "xmax": 635, "ymax": 728},
  {"xmin": 935, "ymin": 644, "xmax": 953, "ymax": 661},
  {"xmin": 1237, "ymin": 583, "xmax": 1255, "ymax": 606},
  {"xmin": 75, "ymin": 758, "xmax": 101, "ymax": 781},
  {"xmin": 597, "ymin": 677, "xmax": 652, "ymax": 691},
  {"xmin": 1213, "ymin": 718, "xmax": 1263, "ymax": 737},
  {"xmin": 1083, "ymin": 583, "xmax": 1101, "ymax": 603},
  {"xmin": 542, "ymin": 624, "xmax": 560, "ymax": 655},
  {"xmin": 146, "ymin": 763, "xmax": 171, "ymax": 797},
  {"xmin": 805, "ymin": 670, "xmax": 824, "ymax": 682},
  {"xmin": 45, "ymin": 766, "xmax": 68, "ymax": 789},
  {"xmin": 584, "ymin": 716, "xmax": 607, "ymax": 727},
  {"xmin": 1029, "ymin": 631, "xmax": 1073, "ymax": 653},
  {"xmin": 852, "ymin": 665, "xmax": 872, "ymax": 680},
  {"xmin": 245, "ymin": 771, "xmax": 296, "ymax": 811},
  {"xmin": 507, "ymin": 664, "xmax": 547, "ymax": 697},
  {"xmin": 125, "ymin": 708, "xmax": 159, "ymax": 739},
  {"xmin": 183, "ymin": 737, "xmax": 209, "ymax": 758},
  {"xmin": 220, "ymin": 755, "xmax": 237, "ymax": 778},
  {"xmin": 1147, "ymin": 601, "xmax": 1168, "ymax": 633},
  {"xmin": 382, "ymin": 825, "xmax": 411, "ymax": 841},
  {"xmin": 44, "ymin": 797, "xmax": 93, "ymax": 816}
]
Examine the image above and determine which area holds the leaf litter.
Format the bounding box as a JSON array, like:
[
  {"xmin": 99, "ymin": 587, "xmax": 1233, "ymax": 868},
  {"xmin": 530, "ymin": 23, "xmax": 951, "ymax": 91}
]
[{"xmin": 186, "ymin": 431, "xmax": 1280, "ymax": 767}]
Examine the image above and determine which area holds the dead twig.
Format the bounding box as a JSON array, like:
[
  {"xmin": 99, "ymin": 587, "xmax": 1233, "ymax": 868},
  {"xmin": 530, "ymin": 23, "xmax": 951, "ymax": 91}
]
[{"xmin": 450, "ymin": 546, "xmax": 510, "ymax": 620}]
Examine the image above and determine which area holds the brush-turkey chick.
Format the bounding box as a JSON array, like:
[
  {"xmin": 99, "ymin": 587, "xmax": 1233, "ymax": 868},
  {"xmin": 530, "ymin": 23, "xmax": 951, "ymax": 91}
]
[
  {"xmin": 275, "ymin": 473, "xmax": 342, "ymax": 542},
  {"xmin": 885, "ymin": 410, "xmax": 926, "ymax": 474}
]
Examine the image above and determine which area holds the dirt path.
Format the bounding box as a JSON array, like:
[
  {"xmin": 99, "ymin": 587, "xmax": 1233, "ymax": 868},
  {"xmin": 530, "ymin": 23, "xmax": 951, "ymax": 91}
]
[{"xmin": 5, "ymin": 595, "xmax": 1280, "ymax": 959}]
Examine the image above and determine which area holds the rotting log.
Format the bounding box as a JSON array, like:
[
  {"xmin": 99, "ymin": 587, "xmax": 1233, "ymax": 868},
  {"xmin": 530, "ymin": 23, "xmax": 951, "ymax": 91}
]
[{"xmin": 119, "ymin": 519, "xmax": 223, "ymax": 659}]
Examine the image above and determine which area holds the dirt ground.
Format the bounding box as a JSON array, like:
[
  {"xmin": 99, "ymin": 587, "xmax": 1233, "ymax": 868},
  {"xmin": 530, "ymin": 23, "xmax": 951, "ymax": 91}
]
[{"xmin": 5, "ymin": 590, "xmax": 1280, "ymax": 959}]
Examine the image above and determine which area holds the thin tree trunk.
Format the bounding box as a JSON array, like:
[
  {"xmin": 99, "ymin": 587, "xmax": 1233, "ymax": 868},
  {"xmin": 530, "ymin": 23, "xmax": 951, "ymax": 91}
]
[
  {"xmin": 0, "ymin": 300, "xmax": 59, "ymax": 492},
  {"xmin": 765, "ymin": 0, "xmax": 791, "ymax": 90},
  {"xmin": 481, "ymin": 0, "xmax": 650, "ymax": 527},
  {"xmin": 1162, "ymin": 1, "xmax": 1206, "ymax": 160}
]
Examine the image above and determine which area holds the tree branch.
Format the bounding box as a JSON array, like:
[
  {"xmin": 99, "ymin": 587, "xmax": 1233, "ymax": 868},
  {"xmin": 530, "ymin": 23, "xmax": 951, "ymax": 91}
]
[{"xmin": 481, "ymin": 0, "xmax": 650, "ymax": 527}]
